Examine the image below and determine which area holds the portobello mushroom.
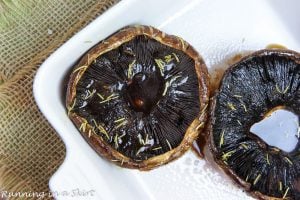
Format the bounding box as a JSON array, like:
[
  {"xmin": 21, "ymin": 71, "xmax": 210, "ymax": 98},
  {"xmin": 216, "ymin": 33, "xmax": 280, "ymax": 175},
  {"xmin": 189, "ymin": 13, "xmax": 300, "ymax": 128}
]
[
  {"xmin": 209, "ymin": 49, "xmax": 300, "ymax": 199},
  {"xmin": 66, "ymin": 25, "xmax": 209, "ymax": 170}
]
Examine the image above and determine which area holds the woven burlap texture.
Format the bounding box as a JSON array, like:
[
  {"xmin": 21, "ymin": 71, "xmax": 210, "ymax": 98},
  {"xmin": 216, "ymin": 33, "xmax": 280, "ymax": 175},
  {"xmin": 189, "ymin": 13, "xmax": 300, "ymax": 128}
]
[{"xmin": 0, "ymin": 0, "xmax": 119, "ymax": 197}]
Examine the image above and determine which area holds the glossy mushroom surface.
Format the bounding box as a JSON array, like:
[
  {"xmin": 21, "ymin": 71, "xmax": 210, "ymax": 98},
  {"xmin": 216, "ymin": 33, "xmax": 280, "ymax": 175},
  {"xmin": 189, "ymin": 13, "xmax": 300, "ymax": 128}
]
[
  {"xmin": 66, "ymin": 25, "xmax": 209, "ymax": 170},
  {"xmin": 209, "ymin": 49, "xmax": 300, "ymax": 199}
]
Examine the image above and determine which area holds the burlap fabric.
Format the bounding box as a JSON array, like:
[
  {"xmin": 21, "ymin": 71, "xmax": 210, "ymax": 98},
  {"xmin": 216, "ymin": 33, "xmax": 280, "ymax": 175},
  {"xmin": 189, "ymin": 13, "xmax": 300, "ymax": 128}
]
[{"xmin": 0, "ymin": 0, "xmax": 119, "ymax": 198}]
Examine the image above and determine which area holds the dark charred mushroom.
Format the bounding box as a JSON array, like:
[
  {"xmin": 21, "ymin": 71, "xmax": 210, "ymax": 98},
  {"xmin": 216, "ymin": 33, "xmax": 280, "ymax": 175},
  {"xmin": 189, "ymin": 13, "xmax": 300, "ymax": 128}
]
[
  {"xmin": 209, "ymin": 49, "xmax": 300, "ymax": 199},
  {"xmin": 66, "ymin": 25, "xmax": 209, "ymax": 170}
]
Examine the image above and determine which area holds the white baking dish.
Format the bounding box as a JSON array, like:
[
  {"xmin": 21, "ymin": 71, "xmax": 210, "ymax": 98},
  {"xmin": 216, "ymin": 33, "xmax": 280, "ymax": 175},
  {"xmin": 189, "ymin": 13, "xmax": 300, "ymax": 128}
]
[{"xmin": 33, "ymin": 0, "xmax": 300, "ymax": 199}]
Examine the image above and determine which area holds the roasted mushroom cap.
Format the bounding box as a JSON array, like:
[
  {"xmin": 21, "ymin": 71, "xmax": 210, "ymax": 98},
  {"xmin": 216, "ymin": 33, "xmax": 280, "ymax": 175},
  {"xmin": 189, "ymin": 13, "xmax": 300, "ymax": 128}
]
[
  {"xmin": 66, "ymin": 25, "xmax": 209, "ymax": 170},
  {"xmin": 209, "ymin": 49, "xmax": 300, "ymax": 199}
]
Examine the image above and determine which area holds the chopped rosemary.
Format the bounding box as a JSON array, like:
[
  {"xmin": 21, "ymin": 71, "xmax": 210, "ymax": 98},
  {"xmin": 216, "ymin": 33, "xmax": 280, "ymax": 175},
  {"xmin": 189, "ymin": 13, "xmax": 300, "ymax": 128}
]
[
  {"xmin": 127, "ymin": 59, "xmax": 136, "ymax": 78},
  {"xmin": 79, "ymin": 120, "xmax": 87, "ymax": 132},
  {"xmin": 253, "ymin": 174, "xmax": 261, "ymax": 185},
  {"xmin": 114, "ymin": 134, "xmax": 119, "ymax": 148},
  {"xmin": 115, "ymin": 120, "xmax": 127, "ymax": 129},
  {"xmin": 172, "ymin": 53, "xmax": 179, "ymax": 63},
  {"xmin": 219, "ymin": 130, "xmax": 225, "ymax": 148},
  {"xmin": 246, "ymin": 175, "xmax": 249, "ymax": 182},
  {"xmin": 107, "ymin": 94, "xmax": 118, "ymax": 100},
  {"xmin": 119, "ymin": 132, "xmax": 126, "ymax": 138},
  {"xmin": 99, "ymin": 98, "xmax": 114, "ymax": 104},
  {"xmin": 240, "ymin": 143, "xmax": 248, "ymax": 149},
  {"xmin": 242, "ymin": 104, "xmax": 247, "ymax": 112},
  {"xmin": 154, "ymin": 58, "xmax": 165, "ymax": 76},
  {"xmin": 166, "ymin": 139, "xmax": 172, "ymax": 150},
  {"xmin": 100, "ymin": 94, "xmax": 119, "ymax": 104},
  {"xmin": 145, "ymin": 134, "xmax": 149, "ymax": 144},
  {"xmin": 124, "ymin": 49, "xmax": 135, "ymax": 56},
  {"xmin": 284, "ymin": 157, "xmax": 293, "ymax": 165},
  {"xmin": 72, "ymin": 65, "xmax": 88, "ymax": 73},
  {"xmin": 276, "ymin": 84, "xmax": 289, "ymax": 94},
  {"xmin": 283, "ymin": 86, "xmax": 289, "ymax": 94},
  {"xmin": 162, "ymin": 75, "xmax": 181, "ymax": 97},
  {"xmin": 88, "ymin": 129, "xmax": 92, "ymax": 138},
  {"xmin": 92, "ymin": 119, "xmax": 109, "ymax": 139},
  {"xmin": 283, "ymin": 187, "xmax": 289, "ymax": 199},
  {"xmin": 84, "ymin": 89, "xmax": 96, "ymax": 100},
  {"xmin": 152, "ymin": 147, "xmax": 162, "ymax": 151},
  {"xmin": 233, "ymin": 94, "xmax": 242, "ymax": 98},
  {"xmin": 164, "ymin": 55, "xmax": 173, "ymax": 63},
  {"xmin": 275, "ymin": 84, "xmax": 281, "ymax": 93},
  {"xmin": 237, "ymin": 120, "xmax": 242, "ymax": 126},
  {"xmin": 136, "ymin": 147, "xmax": 144, "ymax": 156},
  {"xmin": 114, "ymin": 118, "xmax": 126, "ymax": 123},
  {"xmin": 177, "ymin": 36, "xmax": 186, "ymax": 50},
  {"xmin": 67, "ymin": 98, "xmax": 76, "ymax": 116},
  {"xmin": 279, "ymin": 181, "xmax": 283, "ymax": 191},
  {"xmin": 138, "ymin": 134, "xmax": 145, "ymax": 145},
  {"xmin": 97, "ymin": 93, "xmax": 105, "ymax": 100},
  {"xmin": 162, "ymin": 81, "xmax": 170, "ymax": 96},
  {"xmin": 227, "ymin": 102, "xmax": 236, "ymax": 111},
  {"xmin": 221, "ymin": 150, "xmax": 235, "ymax": 161},
  {"xmin": 266, "ymin": 153, "xmax": 270, "ymax": 165}
]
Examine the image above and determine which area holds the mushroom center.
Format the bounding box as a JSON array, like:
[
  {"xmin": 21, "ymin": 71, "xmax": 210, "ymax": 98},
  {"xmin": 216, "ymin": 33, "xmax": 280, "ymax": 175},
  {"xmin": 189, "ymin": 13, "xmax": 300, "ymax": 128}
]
[
  {"xmin": 250, "ymin": 108, "xmax": 299, "ymax": 152},
  {"xmin": 125, "ymin": 71, "xmax": 164, "ymax": 114}
]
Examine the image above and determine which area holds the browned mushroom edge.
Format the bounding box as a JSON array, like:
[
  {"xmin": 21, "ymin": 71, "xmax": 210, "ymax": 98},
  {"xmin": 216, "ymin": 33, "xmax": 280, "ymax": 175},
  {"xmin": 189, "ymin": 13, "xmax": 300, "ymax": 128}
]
[{"xmin": 66, "ymin": 25, "xmax": 209, "ymax": 170}]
